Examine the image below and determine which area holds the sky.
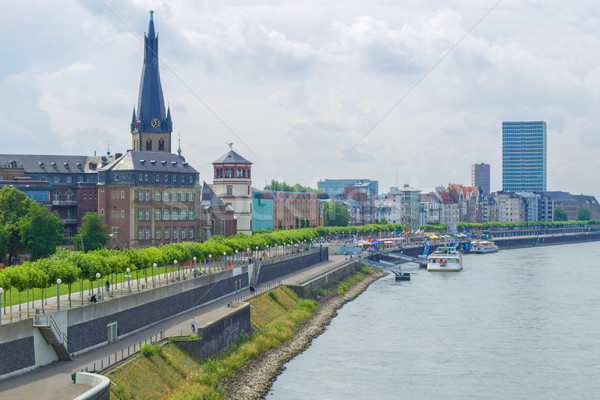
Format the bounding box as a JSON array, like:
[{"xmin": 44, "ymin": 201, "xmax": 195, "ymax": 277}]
[{"xmin": 2, "ymin": 0, "xmax": 600, "ymax": 198}]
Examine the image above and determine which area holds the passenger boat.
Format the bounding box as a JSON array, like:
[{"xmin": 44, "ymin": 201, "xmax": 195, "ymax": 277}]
[
  {"xmin": 427, "ymin": 246, "xmax": 463, "ymax": 271},
  {"xmin": 470, "ymin": 240, "xmax": 499, "ymax": 254}
]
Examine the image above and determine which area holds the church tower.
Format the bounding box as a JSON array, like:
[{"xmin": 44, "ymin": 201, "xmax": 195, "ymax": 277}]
[{"xmin": 131, "ymin": 10, "xmax": 173, "ymax": 153}]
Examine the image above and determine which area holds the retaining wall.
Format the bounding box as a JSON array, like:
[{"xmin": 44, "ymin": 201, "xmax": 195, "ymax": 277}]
[
  {"xmin": 0, "ymin": 319, "xmax": 35, "ymax": 377},
  {"xmin": 287, "ymin": 260, "xmax": 360, "ymax": 299},
  {"xmin": 174, "ymin": 304, "xmax": 251, "ymax": 361},
  {"xmin": 73, "ymin": 372, "xmax": 111, "ymax": 400},
  {"xmin": 257, "ymin": 247, "xmax": 328, "ymax": 284}
]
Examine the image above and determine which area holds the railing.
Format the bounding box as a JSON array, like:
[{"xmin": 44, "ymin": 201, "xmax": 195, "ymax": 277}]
[{"xmin": 35, "ymin": 314, "xmax": 68, "ymax": 348}]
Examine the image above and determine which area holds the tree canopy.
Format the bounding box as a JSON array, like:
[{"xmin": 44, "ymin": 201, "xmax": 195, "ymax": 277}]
[
  {"xmin": 74, "ymin": 213, "xmax": 110, "ymax": 252},
  {"xmin": 577, "ymin": 207, "xmax": 591, "ymax": 221},
  {"xmin": 19, "ymin": 203, "xmax": 64, "ymax": 260},
  {"xmin": 554, "ymin": 207, "xmax": 568, "ymax": 221},
  {"xmin": 323, "ymin": 201, "xmax": 350, "ymax": 227},
  {"xmin": 264, "ymin": 179, "xmax": 323, "ymax": 194}
]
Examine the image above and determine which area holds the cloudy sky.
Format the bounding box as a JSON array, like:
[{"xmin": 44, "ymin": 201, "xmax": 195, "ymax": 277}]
[{"xmin": 2, "ymin": 0, "xmax": 600, "ymax": 198}]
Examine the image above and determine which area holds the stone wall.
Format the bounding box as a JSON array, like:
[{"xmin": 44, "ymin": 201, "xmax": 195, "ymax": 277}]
[
  {"xmin": 257, "ymin": 247, "xmax": 328, "ymax": 284},
  {"xmin": 174, "ymin": 304, "xmax": 251, "ymax": 361},
  {"xmin": 287, "ymin": 261, "xmax": 360, "ymax": 299},
  {"xmin": 0, "ymin": 319, "xmax": 36, "ymax": 377},
  {"xmin": 68, "ymin": 271, "xmax": 248, "ymax": 354}
]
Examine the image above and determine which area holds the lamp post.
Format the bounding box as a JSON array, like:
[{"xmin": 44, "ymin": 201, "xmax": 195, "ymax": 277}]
[
  {"xmin": 209, "ymin": 254, "xmax": 212, "ymax": 273},
  {"xmin": 266, "ymin": 245, "xmax": 269, "ymax": 258},
  {"xmin": 126, "ymin": 268, "xmax": 131, "ymax": 293},
  {"xmin": 174, "ymin": 260, "xmax": 178, "ymax": 280},
  {"xmin": 223, "ymin": 252, "xmax": 227, "ymax": 270},
  {"xmin": 56, "ymin": 278, "xmax": 62, "ymax": 312},
  {"xmin": 234, "ymin": 250, "xmax": 238, "ymax": 266},
  {"xmin": 153, "ymin": 263, "xmax": 157, "ymax": 288},
  {"xmin": 0, "ymin": 287, "xmax": 3, "ymax": 325},
  {"xmin": 96, "ymin": 273, "xmax": 101, "ymax": 300},
  {"xmin": 193, "ymin": 257, "xmax": 197, "ymax": 277}
]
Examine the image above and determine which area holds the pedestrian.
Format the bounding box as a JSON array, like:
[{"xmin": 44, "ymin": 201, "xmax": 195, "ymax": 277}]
[
  {"xmin": 105, "ymin": 280, "xmax": 110, "ymax": 293},
  {"xmin": 191, "ymin": 318, "xmax": 196, "ymax": 332}
]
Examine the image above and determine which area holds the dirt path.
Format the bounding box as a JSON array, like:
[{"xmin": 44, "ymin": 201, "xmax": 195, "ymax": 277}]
[{"xmin": 224, "ymin": 270, "xmax": 386, "ymax": 400}]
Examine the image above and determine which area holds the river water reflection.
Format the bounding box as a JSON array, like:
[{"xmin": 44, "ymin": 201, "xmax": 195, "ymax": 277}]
[{"xmin": 267, "ymin": 241, "xmax": 600, "ymax": 400}]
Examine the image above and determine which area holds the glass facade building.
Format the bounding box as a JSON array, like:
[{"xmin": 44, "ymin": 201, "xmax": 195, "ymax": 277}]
[
  {"xmin": 317, "ymin": 179, "xmax": 378, "ymax": 197},
  {"xmin": 502, "ymin": 121, "xmax": 547, "ymax": 192}
]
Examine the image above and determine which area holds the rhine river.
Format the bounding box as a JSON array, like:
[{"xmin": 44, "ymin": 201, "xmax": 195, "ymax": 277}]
[{"xmin": 266, "ymin": 241, "xmax": 600, "ymax": 400}]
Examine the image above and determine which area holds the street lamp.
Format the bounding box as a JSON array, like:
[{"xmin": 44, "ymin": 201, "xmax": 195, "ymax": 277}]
[
  {"xmin": 56, "ymin": 279, "xmax": 62, "ymax": 311},
  {"xmin": 223, "ymin": 252, "xmax": 227, "ymax": 270},
  {"xmin": 126, "ymin": 268, "xmax": 131, "ymax": 293},
  {"xmin": 153, "ymin": 263, "xmax": 157, "ymax": 288},
  {"xmin": 209, "ymin": 254, "xmax": 212, "ymax": 273},
  {"xmin": 266, "ymin": 245, "xmax": 269, "ymax": 258},
  {"xmin": 96, "ymin": 273, "xmax": 101, "ymax": 300},
  {"xmin": 193, "ymin": 257, "xmax": 197, "ymax": 277},
  {"xmin": 0, "ymin": 287, "xmax": 3, "ymax": 325}
]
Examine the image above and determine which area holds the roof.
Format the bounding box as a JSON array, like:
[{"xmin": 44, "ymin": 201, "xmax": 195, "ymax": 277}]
[
  {"xmin": 201, "ymin": 181, "xmax": 225, "ymax": 205},
  {"xmin": 212, "ymin": 149, "xmax": 252, "ymax": 165},
  {"xmin": 0, "ymin": 154, "xmax": 115, "ymax": 174},
  {"xmin": 544, "ymin": 191, "xmax": 577, "ymax": 203},
  {"xmin": 99, "ymin": 151, "xmax": 197, "ymax": 173}
]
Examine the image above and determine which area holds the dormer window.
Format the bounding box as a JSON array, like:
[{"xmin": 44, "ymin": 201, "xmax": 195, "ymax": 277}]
[
  {"xmin": 39, "ymin": 162, "xmax": 44, "ymax": 168},
  {"xmin": 171, "ymin": 161, "xmax": 177, "ymax": 166},
  {"xmin": 76, "ymin": 162, "xmax": 82, "ymax": 168},
  {"xmin": 51, "ymin": 162, "xmax": 56, "ymax": 168},
  {"xmin": 64, "ymin": 162, "xmax": 69, "ymax": 168},
  {"xmin": 161, "ymin": 161, "xmax": 167, "ymax": 165},
  {"xmin": 151, "ymin": 160, "xmax": 156, "ymax": 165},
  {"xmin": 140, "ymin": 159, "xmax": 145, "ymax": 164}
]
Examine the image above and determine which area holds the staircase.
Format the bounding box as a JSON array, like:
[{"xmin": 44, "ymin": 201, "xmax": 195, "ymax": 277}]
[{"xmin": 34, "ymin": 315, "xmax": 72, "ymax": 361}]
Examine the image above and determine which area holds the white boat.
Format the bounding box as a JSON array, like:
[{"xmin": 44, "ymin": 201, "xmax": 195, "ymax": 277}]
[
  {"xmin": 427, "ymin": 246, "xmax": 463, "ymax": 271},
  {"xmin": 470, "ymin": 240, "xmax": 499, "ymax": 254}
]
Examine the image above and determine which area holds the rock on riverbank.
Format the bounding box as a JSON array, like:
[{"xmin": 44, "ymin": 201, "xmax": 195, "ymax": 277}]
[{"xmin": 223, "ymin": 270, "xmax": 387, "ymax": 400}]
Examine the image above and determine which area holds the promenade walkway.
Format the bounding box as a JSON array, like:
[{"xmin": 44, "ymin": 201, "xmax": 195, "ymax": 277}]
[{"xmin": 0, "ymin": 254, "xmax": 347, "ymax": 400}]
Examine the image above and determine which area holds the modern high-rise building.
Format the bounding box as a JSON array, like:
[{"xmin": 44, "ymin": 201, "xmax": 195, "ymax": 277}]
[
  {"xmin": 472, "ymin": 163, "xmax": 490, "ymax": 194},
  {"xmin": 502, "ymin": 121, "xmax": 547, "ymax": 192},
  {"xmin": 317, "ymin": 179, "xmax": 378, "ymax": 197}
]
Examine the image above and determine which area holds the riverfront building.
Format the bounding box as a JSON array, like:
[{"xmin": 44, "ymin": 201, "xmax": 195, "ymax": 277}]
[
  {"xmin": 318, "ymin": 179, "xmax": 378, "ymax": 197},
  {"xmin": 502, "ymin": 121, "xmax": 547, "ymax": 192},
  {"xmin": 472, "ymin": 163, "xmax": 490, "ymax": 194}
]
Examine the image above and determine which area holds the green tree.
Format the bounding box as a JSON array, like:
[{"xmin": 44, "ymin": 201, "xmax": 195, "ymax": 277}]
[
  {"xmin": 19, "ymin": 203, "xmax": 64, "ymax": 260},
  {"xmin": 554, "ymin": 207, "xmax": 568, "ymax": 221},
  {"xmin": 74, "ymin": 213, "xmax": 110, "ymax": 252},
  {"xmin": 0, "ymin": 187, "xmax": 35, "ymax": 264},
  {"xmin": 323, "ymin": 201, "xmax": 350, "ymax": 227},
  {"xmin": 577, "ymin": 207, "xmax": 591, "ymax": 221}
]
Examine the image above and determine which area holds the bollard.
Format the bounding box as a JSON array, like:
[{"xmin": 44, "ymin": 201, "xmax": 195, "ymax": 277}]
[
  {"xmin": 108, "ymin": 355, "xmax": 110, "ymax": 365},
  {"xmin": 101, "ymin": 360, "xmax": 103, "ymax": 369},
  {"xmin": 71, "ymin": 372, "xmax": 76, "ymax": 383},
  {"xmin": 94, "ymin": 363, "xmax": 96, "ymax": 371},
  {"xmin": 121, "ymin": 349, "xmax": 124, "ymax": 359}
]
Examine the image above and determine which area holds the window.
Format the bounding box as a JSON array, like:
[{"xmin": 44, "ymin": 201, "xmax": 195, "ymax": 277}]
[
  {"xmin": 173, "ymin": 228, "xmax": 178, "ymax": 240},
  {"xmin": 180, "ymin": 210, "xmax": 187, "ymax": 220},
  {"xmin": 181, "ymin": 192, "xmax": 186, "ymax": 202},
  {"xmin": 54, "ymin": 177, "xmax": 59, "ymax": 183},
  {"xmin": 144, "ymin": 174, "xmax": 149, "ymax": 181},
  {"xmin": 164, "ymin": 191, "xmax": 170, "ymax": 201},
  {"xmin": 159, "ymin": 138, "xmax": 165, "ymax": 151},
  {"xmin": 67, "ymin": 176, "xmax": 72, "ymax": 183},
  {"xmin": 155, "ymin": 191, "xmax": 161, "ymax": 201},
  {"xmin": 172, "ymin": 209, "xmax": 178, "ymax": 220},
  {"xmin": 138, "ymin": 191, "xmax": 143, "ymax": 201},
  {"xmin": 145, "ymin": 209, "xmax": 150, "ymax": 220},
  {"xmin": 53, "ymin": 190, "xmax": 60, "ymax": 201},
  {"xmin": 101, "ymin": 209, "xmax": 104, "ymax": 215},
  {"xmin": 173, "ymin": 192, "xmax": 178, "ymax": 202},
  {"xmin": 113, "ymin": 227, "xmax": 119, "ymax": 235},
  {"xmin": 190, "ymin": 227, "xmax": 194, "ymax": 239},
  {"xmin": 155, "ymin": 228, "xmax": 161, "ymax": 239},
  {"xmin": 164, "ymin": 209, "xmax": 170, "ymax": 220},
  {"xmin": 65, "ymin": 190, "xmax": 73, "ymax": 200},
  {"xmin": 181, "ymin": 228, "xmax": 186, "ymax": 240},
  {"xmin": 121, "ymin": 191, "xmax": 125, "ymax": 199},
  {"xmin": 138, "ymin": 174, "xmax": 143, "ymax": 182},
  {"xmin": 155, "ymin": 209, "xmax": 161, "ymax": 220},
  {"xmin": 145, "ymin": 190, "xmax": 150, "ymax": 201},
  {"xmin": 138, "ymin": 209, "xmax": 143, "ymax": 220},
  {"xmin": 121, "ymin": 210, "xmax": 125, "ymax": 218},
  {"xmin": 227, "ymin": 185, "xmax": 233, "ymax": 195},
  {"xmin": 111, "ymin": 192, "xmax": 115, "ymax": 199},
  {"xmin": 164, "ymin": 228, "xmax": 170, "ymax": 239},
  {"xmin": 225, "ymin": 169, "xmax": 233, "ymax": 178},
  {"xmin": 189, "ymin": 210, "xmax": 195, "ymax": 220},
  {"xmin": 138, "ymin": 229, "xmax": 143, "ymax": 240},
  {"xmin": 145, "ymin": 228, "xmax": 150, "ymax": 240}
]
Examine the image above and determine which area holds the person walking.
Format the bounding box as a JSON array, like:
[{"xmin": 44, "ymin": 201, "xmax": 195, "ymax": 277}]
[{"xmin": 190, "ymin": 318, "xmax": 196, "ymax": 332}]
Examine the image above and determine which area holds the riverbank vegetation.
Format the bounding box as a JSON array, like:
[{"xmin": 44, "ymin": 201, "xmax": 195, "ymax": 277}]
[{"xmin": 108, "ymin": 269, "xmax": 375, "ymax": 400}]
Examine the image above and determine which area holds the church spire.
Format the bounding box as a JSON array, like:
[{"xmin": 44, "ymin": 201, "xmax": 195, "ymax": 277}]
[{"xmin": 131, "ymin": 10, "xmax": 172, "ymax": 153}]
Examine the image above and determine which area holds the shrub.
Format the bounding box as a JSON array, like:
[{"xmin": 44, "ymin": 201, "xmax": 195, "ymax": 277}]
[
  {"xmin": 140, "ymin": 344, "xmax": 156, "ymax": 357},
  {"xmin": 298, "ymin": 298, "xmax": 318, "ymax": 310},
  {"xmin": 358, "ymin": 265, "xmax": 373, "ymax": 275},
  {"xmin": 354, "ymin": 273, "xmax": 364, "ymax": 282},
  {"xmin": 318, "ymin": 288, "xmax": 328, "ymax": 297},
  {"xmin": 337, "ymin": 282, "xmax": 347, "ymax": 295}
]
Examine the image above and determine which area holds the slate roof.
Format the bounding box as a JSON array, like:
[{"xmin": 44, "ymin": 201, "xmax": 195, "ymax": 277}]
[
  {"xmin": 0, "ymin": 154, "xmax": 115, "ymax": 174},
  {"xmin": 212, "ymin": 149, "xmax": 252, "ymax": 165},
  {"xmin": 543, "ymin": 191, "xmax": 577, "ymax": 203},
  {"xmin": 99, "ymin": 151, "xmax": 197, "ymax": 173},
  {"xmin": 201, "ymin": 181, "xmax": 225, "ymax": 205}
]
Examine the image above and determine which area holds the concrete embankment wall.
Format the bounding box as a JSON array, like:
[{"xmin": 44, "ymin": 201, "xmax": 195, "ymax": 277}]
[
  {"xmin": 257, "ymin": 247, "xmax": 328, "ymax": 284},
  {"xmin": 0, "ymin": 319, "xmax": 35, "ymax": 377},
  {"xmin": 73, "ymin": 372, "xmax": 111, "ymax": 400},
  {"xmin": 174, "ymin": 304, "xmax": 251, "ymax": 361},
  {"xmin": 287, "ymin": 260, "xmax": 360, "ymax": 299},
  {"xmin": 494, "ymin": 232, "xmax": 600, "ymax": 249}
]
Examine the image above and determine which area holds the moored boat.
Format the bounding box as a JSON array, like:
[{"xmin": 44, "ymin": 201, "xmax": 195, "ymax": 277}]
[
  {"xmin": 470, "ymin": 240, "xmax": 499, "ymax": 254},
  {"xmin": 427, "ymin": 246, "xmax": 463, "ymax": 271}
]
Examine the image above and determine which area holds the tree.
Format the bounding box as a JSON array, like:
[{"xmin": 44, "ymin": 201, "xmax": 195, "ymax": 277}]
[
  {"xmin": 577, "ymin": 207, "xmax": 591, "ymax": 221},
  {"xmin": 554, "ymin": 207, "xmax": 568, "ymax": 221},
  {"xmin": 0, "ymin": 187, "xmax": 35, "ymax": 264},
  {"xmin": 74, "ymin": 213, "xmax": 110, "ymax": 252},
  {"xmin": 323, "ymin": 201, "xmax": 350, "ymax": 227},
  {"xmin": 19, "ymin": 203, "xmax": 64, "ymax": 260}
]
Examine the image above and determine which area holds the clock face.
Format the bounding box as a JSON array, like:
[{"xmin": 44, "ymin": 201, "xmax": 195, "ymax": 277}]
[{"xmin": 151, "ymin": 118, "xmax": 161, "ymax": 128}]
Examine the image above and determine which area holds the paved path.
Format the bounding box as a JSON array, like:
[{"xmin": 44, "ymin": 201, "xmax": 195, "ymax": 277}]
[{"xmin": 0, "ymin": 254, "xmax": 347, "ymax": 400}]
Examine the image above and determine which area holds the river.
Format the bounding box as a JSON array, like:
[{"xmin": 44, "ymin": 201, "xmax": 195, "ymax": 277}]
[{"xmin": 266, "ymin": 241, "xmax": 600, "ymax": 400}]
